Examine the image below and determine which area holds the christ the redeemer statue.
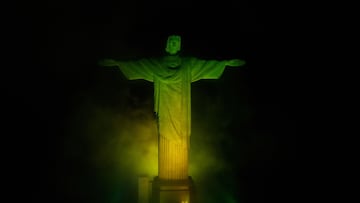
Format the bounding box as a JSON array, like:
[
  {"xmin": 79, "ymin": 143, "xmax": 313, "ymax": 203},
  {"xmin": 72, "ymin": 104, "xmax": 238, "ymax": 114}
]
[{"xmin": 99, "ymin": 35, "xmax": 245, "ymax": 181}]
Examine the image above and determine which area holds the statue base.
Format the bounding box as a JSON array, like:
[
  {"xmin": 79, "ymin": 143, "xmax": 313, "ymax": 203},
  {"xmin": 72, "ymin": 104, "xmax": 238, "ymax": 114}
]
[{"xmin": 151, "ymin": 176, "xmax": 195, "ymax": 203}]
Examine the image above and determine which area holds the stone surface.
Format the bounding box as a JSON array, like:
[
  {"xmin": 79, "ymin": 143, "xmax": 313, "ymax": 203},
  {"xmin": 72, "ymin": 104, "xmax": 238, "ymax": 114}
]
[{"xmin": 151, "ymin": 176, "xmax": 195, "ymax": 203}]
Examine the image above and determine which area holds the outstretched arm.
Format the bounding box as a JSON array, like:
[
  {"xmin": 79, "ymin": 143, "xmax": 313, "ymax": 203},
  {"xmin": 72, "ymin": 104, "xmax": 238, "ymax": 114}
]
[
  {"xmin": 98, "ymin": 58, "xmax": 157, "ymax": 82},
  {"xmin": 225, "ymin": 59, "xmax": 246, "ymax": 67}
]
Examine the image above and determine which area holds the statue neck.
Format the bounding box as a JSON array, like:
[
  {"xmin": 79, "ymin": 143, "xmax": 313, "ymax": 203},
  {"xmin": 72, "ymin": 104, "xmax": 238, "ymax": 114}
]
[{"xmin": 164, "ymin": 54, "xmax": 181, "ymax": 68}]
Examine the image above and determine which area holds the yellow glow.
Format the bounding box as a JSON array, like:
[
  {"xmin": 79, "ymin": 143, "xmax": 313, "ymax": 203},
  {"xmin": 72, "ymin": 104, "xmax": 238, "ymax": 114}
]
[
  {"xmin": 112, "ymin": 113, "xmax": 158, "ymax": 177},
  {"xmin": 189, "ymin": 126, "xmax": 228, "ymax": 182},
  {"xmin": 68, "ymin": 86, "xmax": 234, "ymax": 194},
  {"xmin": 180, "ymin": 188, "xmax": 190, "ymax": 203},
  {"xmin": 81, "ymin": 106, "xmax": 159, "ymax": 179},
  {"xmin": 159, "ymin": 133, "xmax": 188, "ymax": 179}
]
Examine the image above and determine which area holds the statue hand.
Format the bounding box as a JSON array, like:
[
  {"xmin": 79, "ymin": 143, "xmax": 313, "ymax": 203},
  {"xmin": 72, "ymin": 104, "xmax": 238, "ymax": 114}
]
[
  {"xmin": 226, "ymin": 59, "xmax": 246, "ymax": 67},
  {"xmin": 98, "ymin": 58, "xmax": 118, "ymax": 67}
]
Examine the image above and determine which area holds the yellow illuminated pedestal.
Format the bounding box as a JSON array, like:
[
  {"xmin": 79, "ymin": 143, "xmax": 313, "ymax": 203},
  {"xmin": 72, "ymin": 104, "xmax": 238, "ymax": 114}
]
[{"xmin": 152, "ymin": 176, "xmax": 195, "ymax": 203}]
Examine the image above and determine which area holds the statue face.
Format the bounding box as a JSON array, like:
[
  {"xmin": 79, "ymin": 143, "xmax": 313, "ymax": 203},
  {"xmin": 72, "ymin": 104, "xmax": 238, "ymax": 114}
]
[{"xmin": 165, "ymin": 35, "xmax": 181, "ymax": 55}]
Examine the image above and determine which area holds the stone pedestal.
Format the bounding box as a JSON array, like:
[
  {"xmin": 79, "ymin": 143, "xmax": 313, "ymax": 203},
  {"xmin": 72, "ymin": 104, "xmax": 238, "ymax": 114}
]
[{"xmin": 151, "ymin": 176, "xmax": 195, "ymax": 203}]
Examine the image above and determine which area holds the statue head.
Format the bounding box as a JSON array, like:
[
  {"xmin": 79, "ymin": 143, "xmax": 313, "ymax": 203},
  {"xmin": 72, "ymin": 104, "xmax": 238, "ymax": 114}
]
[{"xmin": 165, "ymin": 35, "xmax": 181, "ymax": 55}]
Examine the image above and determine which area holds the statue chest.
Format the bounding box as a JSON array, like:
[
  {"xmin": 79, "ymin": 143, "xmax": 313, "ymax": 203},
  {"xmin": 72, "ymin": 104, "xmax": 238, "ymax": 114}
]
[{"xmin": 163, "ymin": 55, "xmax": 182, "ymax": 68}]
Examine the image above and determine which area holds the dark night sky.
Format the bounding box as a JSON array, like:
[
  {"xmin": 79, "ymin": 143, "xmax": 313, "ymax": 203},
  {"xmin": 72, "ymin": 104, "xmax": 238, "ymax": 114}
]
[{"xmin": 2, "ymin": 1, "xmax": 318, "ymax": 203}]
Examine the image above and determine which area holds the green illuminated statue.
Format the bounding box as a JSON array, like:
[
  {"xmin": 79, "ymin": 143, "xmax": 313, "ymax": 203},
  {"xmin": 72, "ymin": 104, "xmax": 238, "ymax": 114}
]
[{"xmin": 99, "ymin": 35, "xmax": 245, "ymax": 181}]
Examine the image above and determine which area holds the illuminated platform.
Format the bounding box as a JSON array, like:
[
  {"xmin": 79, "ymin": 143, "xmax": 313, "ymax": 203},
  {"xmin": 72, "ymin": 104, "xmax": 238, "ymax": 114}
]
[{"xmin": 151, "ymin": 176, "xmax": 195, "ymax": 203}]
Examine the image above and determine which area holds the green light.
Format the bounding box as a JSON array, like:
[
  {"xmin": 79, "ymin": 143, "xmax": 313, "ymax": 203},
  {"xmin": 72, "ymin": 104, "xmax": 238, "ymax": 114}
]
[{"xmin": 98, "ymin": 35, "xmax": 246, "ymax": 202}]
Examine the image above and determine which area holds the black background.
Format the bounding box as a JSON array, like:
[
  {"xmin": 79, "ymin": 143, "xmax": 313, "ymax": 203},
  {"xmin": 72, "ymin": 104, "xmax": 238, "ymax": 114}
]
[{"xmin": 3, "ymin": 1, "xmax": 320, "ymax": 202}]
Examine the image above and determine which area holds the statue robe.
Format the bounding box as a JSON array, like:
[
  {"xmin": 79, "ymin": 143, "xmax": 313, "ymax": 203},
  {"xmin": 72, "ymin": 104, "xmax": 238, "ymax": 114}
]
[{"xmin": 117, "ymin": 57, "xmax": 227, "ymax": 180}]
